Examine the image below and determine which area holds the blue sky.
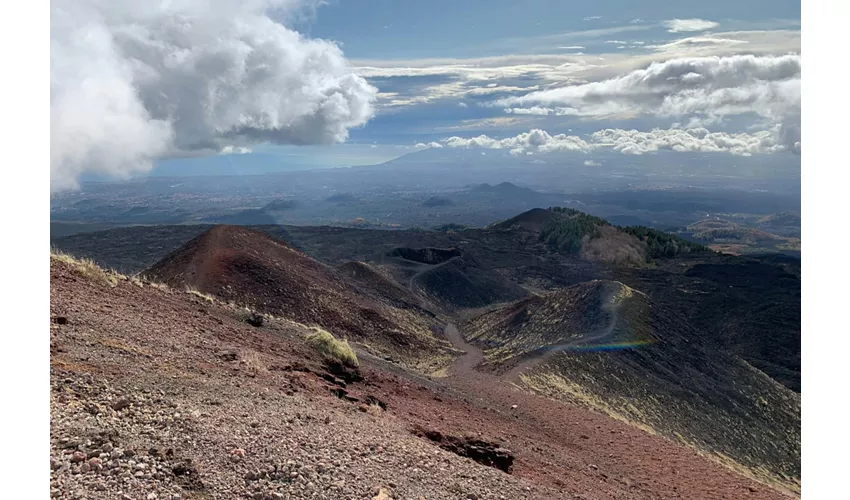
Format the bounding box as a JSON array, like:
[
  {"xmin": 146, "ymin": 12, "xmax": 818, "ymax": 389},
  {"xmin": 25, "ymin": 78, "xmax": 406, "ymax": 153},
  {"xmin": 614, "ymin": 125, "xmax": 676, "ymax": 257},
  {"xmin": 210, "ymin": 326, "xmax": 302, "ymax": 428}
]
[
  {"xmin": 301, "ymin": 0, "xmax": 799, "ymax": 59},
  {"xmin": 50, "ymin": 0, "xmax": 802, "ymax": 187},
  {"xmin": 218, "ymin": 0, "xmax": 799, "ymax": 170}
]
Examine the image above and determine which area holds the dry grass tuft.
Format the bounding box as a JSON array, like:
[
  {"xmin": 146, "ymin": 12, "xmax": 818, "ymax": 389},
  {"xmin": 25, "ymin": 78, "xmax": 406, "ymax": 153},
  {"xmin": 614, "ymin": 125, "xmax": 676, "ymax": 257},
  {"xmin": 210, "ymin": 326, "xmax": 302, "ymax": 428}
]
[
  {"xmin": 306, "ymin": 327, "xmax": 358, "ymax": 367},
  {"xmin": 50, "ymin": 249, "xmax": 122, "ymax": 287},
  {"xmin": 186, "ymin": 286, "xmax": 216, "ymax": 303}
]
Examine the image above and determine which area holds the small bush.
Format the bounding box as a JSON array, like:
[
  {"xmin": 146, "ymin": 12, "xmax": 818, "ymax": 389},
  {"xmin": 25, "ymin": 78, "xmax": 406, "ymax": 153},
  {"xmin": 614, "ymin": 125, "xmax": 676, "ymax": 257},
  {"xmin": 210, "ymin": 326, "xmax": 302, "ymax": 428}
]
[
  {"xmin": 236, "ymin": 307, "xmax": 264, "ymax": 327},
  {"xmin": 306, "ymin": 327, "xmax": 358, "ymax": 367}
]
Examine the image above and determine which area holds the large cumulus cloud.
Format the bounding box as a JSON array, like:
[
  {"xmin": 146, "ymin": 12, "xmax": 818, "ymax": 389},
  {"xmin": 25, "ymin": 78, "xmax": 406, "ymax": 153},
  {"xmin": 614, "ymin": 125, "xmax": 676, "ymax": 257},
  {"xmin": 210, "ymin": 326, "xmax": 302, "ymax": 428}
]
[
  {"xmin": 51, "ymin": 0, "xmax": 377, "ymax": 192},
  {"xmin": 498, "ymin": 54, "xmax": 801, "ymax": 151}
]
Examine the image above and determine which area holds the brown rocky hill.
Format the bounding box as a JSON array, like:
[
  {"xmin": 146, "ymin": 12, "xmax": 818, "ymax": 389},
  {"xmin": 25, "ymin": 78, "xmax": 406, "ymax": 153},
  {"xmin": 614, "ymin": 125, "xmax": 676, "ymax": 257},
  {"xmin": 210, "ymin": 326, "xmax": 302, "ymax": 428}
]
[
  {"xmin": 49, "ymin": 255, "xmax": 565, "ymax": 500},
  {"xmin": 142, "ymin": 225, "xmax": 452, "ymax": 371},
  {"xmin": 464, "ymin": 280, "xmax": 801, "ymax": 494},
  {"xmin": 51, "ymin": 252, "xmax": 794, "ymax": 500}
]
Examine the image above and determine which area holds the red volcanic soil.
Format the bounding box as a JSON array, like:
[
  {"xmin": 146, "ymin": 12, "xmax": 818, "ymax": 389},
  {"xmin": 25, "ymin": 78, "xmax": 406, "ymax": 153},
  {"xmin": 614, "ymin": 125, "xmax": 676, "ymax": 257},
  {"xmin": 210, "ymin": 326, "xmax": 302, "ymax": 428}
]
[
  {"xmin": 347, "ymin": 325, "xmax": 793, "ymax": 500},
  {"xmin": 54, "ymin": 241, "xmax": 794, "ymax": 500},
  {"xmin": 143, "ymin": 225, "xmax": 446, "ymax": 364}
]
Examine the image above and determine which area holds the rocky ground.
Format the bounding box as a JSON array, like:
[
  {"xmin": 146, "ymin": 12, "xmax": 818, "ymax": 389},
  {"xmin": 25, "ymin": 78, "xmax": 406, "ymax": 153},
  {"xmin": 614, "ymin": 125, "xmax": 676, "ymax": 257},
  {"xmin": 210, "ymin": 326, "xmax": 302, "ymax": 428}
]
[
  {"xmin": 50, "ymin": 258, "xmax": 557, "ymax": 500},
  {"xmin": 50, "ymin": 256, "xmax": 794, "ymax": 499}
]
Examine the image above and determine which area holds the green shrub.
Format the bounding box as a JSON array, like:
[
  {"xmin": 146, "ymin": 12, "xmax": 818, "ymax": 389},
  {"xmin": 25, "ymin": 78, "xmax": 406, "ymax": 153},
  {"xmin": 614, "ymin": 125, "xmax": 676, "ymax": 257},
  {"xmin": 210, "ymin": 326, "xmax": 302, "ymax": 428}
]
[
  {"xmin": 306, "ymin": 327, "xmax": 358, "ymax": 367},
  {"xmin": 539, "ymin": 208, "xmax": 610, "ymax": 254},
  {"xmin": 619, "ymin": 225, "xmax": 710, "ymax": 258}
]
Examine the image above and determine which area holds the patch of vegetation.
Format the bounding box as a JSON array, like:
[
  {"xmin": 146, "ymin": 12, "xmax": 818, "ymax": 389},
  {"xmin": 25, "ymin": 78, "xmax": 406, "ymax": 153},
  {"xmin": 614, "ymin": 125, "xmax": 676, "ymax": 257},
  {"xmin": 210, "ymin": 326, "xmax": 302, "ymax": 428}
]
[
  {"xmin": 306, "ymin": 327, "xmax": 358, "ymax": 367},
  {"xmin": 186, "ymin": 286, "xmax": 216, "ymax": 303},
  {"xmin": 539, "ymin": 207, "xmax": 610, "ymax": 254},
  {"xmin": 50, "ymin": 249, "xmax": 122, "ymax": 287},
  {"xmin": 431, "ymin": 223, "xmax": 470, "ymax": 232},
  {"xmin": 236, "ymin": 307, "xmax": 264, "ymax": 327},
  {"xmin": 619, "ymin": 226, "xmax": 710, "ymax": 258}
]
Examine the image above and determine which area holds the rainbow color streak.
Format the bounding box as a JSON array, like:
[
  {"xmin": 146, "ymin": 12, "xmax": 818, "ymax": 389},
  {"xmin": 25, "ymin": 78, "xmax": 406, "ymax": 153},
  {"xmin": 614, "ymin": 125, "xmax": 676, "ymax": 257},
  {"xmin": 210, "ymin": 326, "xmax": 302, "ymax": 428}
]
[
  {"xmin": 567, "ymin": 339, "xmax": 657, "ymax": 351},
  {"xmin": 543, "ymin": 338, "xmax": 656, "ymax": 353}
]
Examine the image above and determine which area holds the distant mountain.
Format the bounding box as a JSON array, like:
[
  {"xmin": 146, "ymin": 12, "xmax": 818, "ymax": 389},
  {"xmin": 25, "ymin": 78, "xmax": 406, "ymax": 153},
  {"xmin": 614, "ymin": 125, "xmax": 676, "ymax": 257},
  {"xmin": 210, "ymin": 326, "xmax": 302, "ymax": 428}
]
[
  {"xmin": 491, "ymin": 207, "xmax": 707, "ymax": 264},
  {"xmin": 469, "ymin": 182, "xmax": 540, "ymax": 197},
  {"xmin": 489, "ymin": 207, "xmax": 558, "ymax": 232},
  {"xmin": 422, "ymin": 196, "xmax": 454, "ymax": 207},
  {"xmin": 757, "ymin": 212, "xmax": 801, "ymax": 226}
]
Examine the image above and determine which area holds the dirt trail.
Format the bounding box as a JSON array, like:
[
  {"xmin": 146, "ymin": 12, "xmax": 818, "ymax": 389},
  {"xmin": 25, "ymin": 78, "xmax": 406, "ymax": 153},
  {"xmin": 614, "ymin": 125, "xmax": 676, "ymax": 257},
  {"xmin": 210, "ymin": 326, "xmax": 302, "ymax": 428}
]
[
  {"xmin": 407, "ymin": 255, "xmax": 463, "ymax": 291},
  {"xmin": 423, "ymin": 317, "xmax": 793, "ymax": 500},
  {"xmin": 504, "ymin": 286, "xmax": 623, "ymax": 381},
  {"xmin": 444, "ymin": 323, "xmax": 484, "ymax": 374}
]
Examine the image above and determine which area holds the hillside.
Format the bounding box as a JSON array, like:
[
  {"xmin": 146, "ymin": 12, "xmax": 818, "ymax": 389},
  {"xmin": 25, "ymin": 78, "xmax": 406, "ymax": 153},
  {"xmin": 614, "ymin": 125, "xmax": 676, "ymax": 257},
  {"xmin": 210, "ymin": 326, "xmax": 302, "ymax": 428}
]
[
  {"xmin": 49, "ymin": 256, "xmax": 563, "ymax": 500},
  {"xmin": 142, "ymin": 225, "xmax": 452, "ymax": 371},
  {"xmin": 493, "ymin": 207, "xmax": 707, "ymax": 264},
  {"xmin": 379, "ymin": 247, "xmax": 530, "ymax": 311},
  {"xmin": 50, "ymin": 254, "xmax": 793, "ymax": 500},
  {"xmin": 337, "ymin": 260, "xmax": 436, "ymax": 317},
  {"xmin": 683, "ymin": 219, "xmax": 800, "ymax": 256},
  {"xmin": 464, "ymin": 280, "xmax": 800, "ymax": 493},
  {"xmin": 51, "ymin": 209, "xmax": 800, "ymax": 393}
]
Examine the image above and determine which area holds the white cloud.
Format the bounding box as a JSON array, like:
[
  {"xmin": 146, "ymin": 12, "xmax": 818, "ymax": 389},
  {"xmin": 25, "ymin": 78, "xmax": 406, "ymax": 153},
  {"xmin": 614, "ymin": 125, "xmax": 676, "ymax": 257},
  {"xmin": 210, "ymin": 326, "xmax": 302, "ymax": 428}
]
[
  {"xmin": 439, "ymin": 127, "xmax": 792, "ymax": 156},
  {"xmin": 583, "ymin": 16, "xmax": 602, "ymax": 21},
  {"xmin": 664, "ymin": 18, "xmax": 720, "ymax": 33},
  {"xmin": 51, "ymin": 0, "xmax": 377, "ymax": 192},
  {"xmin": 433, "ymin": 116, "xmax": 532, "ymax": 132},
  {"xmin": 352, "ymin": 30, "xmax": 798, "ymax": 107},
  {"xmin": 219, "ymin": 146, "xmax": 252, "ymax": 155},
  {"xmin": 558, "ymin": 46, "xmax": 586, "ymax": 50},
  {"xmin": 458, "ymin": 102, "xmax": 468, "ymax": 108},
  {"xmin": 498, "ymin": 54, "xmax": 801, "ymax": 150},
  {"xmin": 590, "ymin": 127, "xmax": 786, "ymax": 155},
  {"xmin": 442, "ymin": 129, "xmax": 593, "ymax": 154},
  {"xmin": 650, "ymin": 30, "xmax": 800, "ymax": 58},
  {"xmin": 584, "ymin": 160, "xmax": 601, "ymax": 166},
  {"xmin": 414, "ymin": 142, "xmax": 444, "ymax": 149}
]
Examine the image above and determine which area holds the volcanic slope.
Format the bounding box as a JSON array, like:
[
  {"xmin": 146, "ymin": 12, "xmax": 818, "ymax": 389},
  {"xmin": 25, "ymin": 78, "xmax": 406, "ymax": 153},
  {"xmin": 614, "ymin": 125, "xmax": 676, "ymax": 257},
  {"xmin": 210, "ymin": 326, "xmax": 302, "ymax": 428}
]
[
  {"xmin": 49, "ymin": 255, "xmax": 568, "ymax": 500},
  {"xmin": 143, "ymin": 225, "xmax": 453, "ymax": 371},
  {"xmin": 379, "ymin": 247, "xmax": 529, "ymax": 311},
  {"xmin": 337, "ymin": 260, "xmax": 438, "ymax": 318},
  {"xmin": 464, "ymin": 280, "xmax": 801, "ymax": 494},
  {"xmin": 50, "ymin": 250, "xmax": 792, "ymax": 500}
]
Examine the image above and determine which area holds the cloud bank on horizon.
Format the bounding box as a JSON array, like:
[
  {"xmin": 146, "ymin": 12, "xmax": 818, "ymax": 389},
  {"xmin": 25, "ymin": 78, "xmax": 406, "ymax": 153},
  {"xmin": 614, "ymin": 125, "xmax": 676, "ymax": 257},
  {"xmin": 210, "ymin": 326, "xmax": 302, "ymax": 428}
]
[
  {"xmin": 353, "ymin": 22, "xmax": 800, "ymax": 153},
  {"xmin": 497, "ymin": 54, "xmax": 801, "ymax": 153},
  {"xmin": 50, "ymin": 0, "xmax": 377, "ymax": 192},
  {"xmin": 422, "ymin": 126, "xmax": 787, "ymax": 157}
]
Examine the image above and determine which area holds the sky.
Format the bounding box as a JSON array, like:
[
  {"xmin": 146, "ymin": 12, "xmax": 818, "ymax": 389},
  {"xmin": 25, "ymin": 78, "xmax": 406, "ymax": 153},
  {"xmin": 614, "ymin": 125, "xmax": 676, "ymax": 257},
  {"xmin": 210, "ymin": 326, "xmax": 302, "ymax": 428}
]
[{"xmin": 50, "ymin": 0, "xmax": 801, "ymax": 189}]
